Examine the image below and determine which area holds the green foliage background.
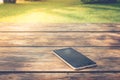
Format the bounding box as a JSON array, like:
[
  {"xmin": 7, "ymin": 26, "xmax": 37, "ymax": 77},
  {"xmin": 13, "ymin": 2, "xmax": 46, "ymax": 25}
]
[{"xmin": 0, "ymin": 0, "xmax": 120, "ymax": 23}]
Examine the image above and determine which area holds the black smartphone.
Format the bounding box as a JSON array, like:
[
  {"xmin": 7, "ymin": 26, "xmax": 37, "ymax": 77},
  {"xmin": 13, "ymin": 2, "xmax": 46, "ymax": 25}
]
[{"xmin": 53, "ymin": 48, "xmax": 97, "ymax": 70}]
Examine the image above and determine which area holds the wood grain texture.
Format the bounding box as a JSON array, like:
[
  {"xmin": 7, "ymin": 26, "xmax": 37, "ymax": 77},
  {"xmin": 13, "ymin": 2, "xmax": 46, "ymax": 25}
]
[
  {"xmin": 0, "ymin": 23, "xmax": 120, "ymax": 79},
  {"xmin": 0, "ymin": 47, "xmax": 119, "ymax": 71},
  {"xmin": 0, "ymin": 73, "xmax": 119, "ymax": 80},
  {"xmin": 0, "ymin": 23, "xmax": 120, "ymax": 31},
  {"xmin": 0, "ymin": 32, "xmax": 119, "ymax": 47}
]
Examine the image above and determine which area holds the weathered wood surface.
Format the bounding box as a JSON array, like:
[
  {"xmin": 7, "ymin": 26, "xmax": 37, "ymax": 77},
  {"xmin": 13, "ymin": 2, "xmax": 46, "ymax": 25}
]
[
  {"xmin": 0, "ymin": 23, "xmax": 120, "ymax": 31},
  {"xmin": 0, "ymin": 23, "xmax": 120, "ymax": 79},
  {"xmin": 0, "ymin": 32, "xmax": 119, "ymax": 47},
  {"xmin": 0, "ymin": 47, "xmax": 119, "ymax": 71},
  {"xmin": 0, "ymin": 73, "xmax": 119, "ymax": 80}
]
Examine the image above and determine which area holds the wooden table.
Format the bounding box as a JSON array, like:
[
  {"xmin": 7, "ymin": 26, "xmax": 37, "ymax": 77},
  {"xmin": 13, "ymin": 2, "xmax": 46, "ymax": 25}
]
[{"xmin": 0, "ymin": 23, "xmax": 120, "ymax": 80}]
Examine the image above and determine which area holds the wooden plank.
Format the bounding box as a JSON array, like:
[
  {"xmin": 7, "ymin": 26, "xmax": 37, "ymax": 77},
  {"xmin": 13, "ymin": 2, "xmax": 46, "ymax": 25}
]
[
  {"xmin": 0, "ymin": 73, "xmax": 119, "ymax": 80},
  {"xmin": 0, "ymin": 23, "xmax": 120, "ymax": 31},
  {"xmin": 0, "ymin": 32, "xmax": 119, "ymax": 47},
  {"xmin": 0, "ymin": 47, "xmax": 119, "ymax": 71}
]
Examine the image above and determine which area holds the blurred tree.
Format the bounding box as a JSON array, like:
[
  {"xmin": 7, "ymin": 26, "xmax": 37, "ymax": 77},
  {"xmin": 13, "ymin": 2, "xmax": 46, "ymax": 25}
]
[
  {"xmin": 81, "ymin": 0, "xmax": 117, "ymax": 3},
  {"xmin": 4, "ymin": 0, "xmax": 16, "ymax": 3}
]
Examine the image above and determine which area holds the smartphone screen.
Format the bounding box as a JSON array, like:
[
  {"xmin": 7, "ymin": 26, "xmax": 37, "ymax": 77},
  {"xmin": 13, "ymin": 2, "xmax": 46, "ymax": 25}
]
[{"xmin": 53, "ymin": 48, "xmax": 97, "ymax": 70}]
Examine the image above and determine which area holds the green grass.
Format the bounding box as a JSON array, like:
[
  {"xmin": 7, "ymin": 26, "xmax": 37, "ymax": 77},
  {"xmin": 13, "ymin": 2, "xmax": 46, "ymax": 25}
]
[{"xmin": 0, "ymin": 0, "xmax": 120, "ymax": 23}]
